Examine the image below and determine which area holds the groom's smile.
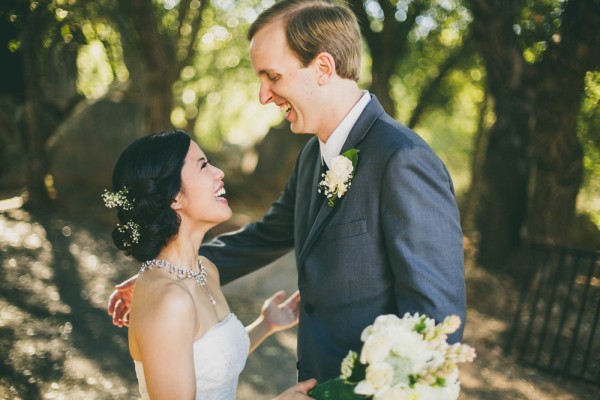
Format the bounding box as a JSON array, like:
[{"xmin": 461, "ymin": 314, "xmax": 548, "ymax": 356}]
[
  {"xmin": 249, "ymin": 21, "xmax": 328, "ymax": 137},
  {"xmin": 279, "ymin": 103, "xmax": 292, "ymax": 119}
]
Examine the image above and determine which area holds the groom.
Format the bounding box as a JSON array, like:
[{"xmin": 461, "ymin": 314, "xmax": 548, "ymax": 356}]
[{"xmin": 109, "ymin": 0, "xmax": 466, "ymax": 383}]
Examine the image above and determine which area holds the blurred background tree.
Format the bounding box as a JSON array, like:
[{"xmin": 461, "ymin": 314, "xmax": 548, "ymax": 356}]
[
  {"xmin": 468, "ymin": 0, "xmax": 600, "ymax": 268},
  {"xmin": 0, "ymin": 0, "xmax": 598, "ymax": 272}
]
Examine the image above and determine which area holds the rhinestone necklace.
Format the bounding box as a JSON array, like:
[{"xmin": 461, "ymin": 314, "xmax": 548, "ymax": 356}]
[{"xmin": 140, "ymin": 258, "xmax": 217, "ymax": 306}]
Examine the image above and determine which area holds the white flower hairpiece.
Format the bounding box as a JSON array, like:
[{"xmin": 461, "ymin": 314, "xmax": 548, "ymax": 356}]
[
  {"xmin": 318, "ymin": 149, "xmax": 360, "ymax": 207},
  {"xmin": 117, "ymin": 220, "xmax": 140, "ymax": 247},
  {"xmin": 102, "ymin": 187, "xmax": 133, "ymax": 210},
  {"xmin": 102, "ymin": 187, "xmax": 140, "ymax": 247}
]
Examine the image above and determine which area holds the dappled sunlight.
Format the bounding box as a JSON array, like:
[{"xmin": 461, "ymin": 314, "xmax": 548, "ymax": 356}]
[
  {"xmin": 1, "ymin": 213, "xmax": 68, "ymax": 317},
  {"xmin": 2, "ymin": 207, "xmax": 599, "ymax": 399},
  {"xmin": 0, "ymin": 208, "xmax": 136, "ymax": 398},
  {"xmin": 1, "ymin": 219, "xmax": 47, "ymax": 250}
]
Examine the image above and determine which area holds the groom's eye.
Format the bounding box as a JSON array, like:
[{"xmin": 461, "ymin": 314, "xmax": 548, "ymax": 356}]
[{"xmin": 267, "ymin": 74, "xmax": 280, "ymax": 82}]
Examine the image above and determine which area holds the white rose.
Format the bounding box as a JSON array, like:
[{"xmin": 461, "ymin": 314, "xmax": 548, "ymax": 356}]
[
  {"xmin": 367, "ymin": 362, "xmax": 394, "ymax": 390},
  {"xmin": 328, "ymin": 155, "xmax": 353, "ymax": 185},
  {"xmin": 361, "ymin": 333, "xmax": 393, "ymax": 364},
  {"xmin": 355, "ymin": 362, "xmax": 393, "ymax": 396},
  {"xmin": 390, "ymin": 330, "xmax": 433, "ymax": 373},
  {"xmin": 374, "ymin": 386, "xmax": 411, "ymax": 400}
]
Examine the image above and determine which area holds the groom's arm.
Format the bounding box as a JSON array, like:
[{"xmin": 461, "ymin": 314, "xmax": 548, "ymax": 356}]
[
  {"xmin": 200, "ymin": 157, "xmax": 299, "ymax": 285},
  {"xmin": 381, "ymin": 144, "xmax": 466, "ymax": 342}
]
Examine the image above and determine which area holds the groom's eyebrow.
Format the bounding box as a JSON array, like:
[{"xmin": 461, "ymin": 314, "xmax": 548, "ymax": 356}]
[{"xmin": 257, "ymin": 68, "xmax": 277, "ymax": 76}]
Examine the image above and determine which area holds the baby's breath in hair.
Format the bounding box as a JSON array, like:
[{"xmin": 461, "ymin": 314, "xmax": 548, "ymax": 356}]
[
  {"xmin": 117, "ymin": 221, "xmax": 141, "ymax": 247},
  {"xmin": 103, "ymin": 188, "xmax": 139, "ymax": 247},
  {"xmin": 102, "ymin": 187, "xmax": 133, "ymax": 210}
]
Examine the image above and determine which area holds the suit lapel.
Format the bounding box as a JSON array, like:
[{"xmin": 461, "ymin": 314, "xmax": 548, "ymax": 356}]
[
  {"xmin": 297, "ymin": 95, "xmax": 385, "ymax": 266},
  {"xmin": 307, "ymin": 156, "xmax": 325, "ymax": 228}
]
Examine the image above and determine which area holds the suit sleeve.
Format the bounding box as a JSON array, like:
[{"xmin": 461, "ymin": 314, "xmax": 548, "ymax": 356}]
[
  {"xmin": 380, "ymin": 145, "xmax": 466, "ymax": 342},
  {"xmin": 199, "ymin": 158, "xmax": 298, "ymax": 285}
]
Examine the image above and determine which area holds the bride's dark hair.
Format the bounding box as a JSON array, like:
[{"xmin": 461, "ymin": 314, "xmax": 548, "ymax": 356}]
[{"xmin": 110, "ymin": 130, "xmax": 191, "ymax": 262}]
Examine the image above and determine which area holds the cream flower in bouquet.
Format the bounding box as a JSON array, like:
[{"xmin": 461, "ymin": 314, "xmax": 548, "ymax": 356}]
[{"xmin": 309, "ymin": 313, "xmax": 475, "ymax": 400}]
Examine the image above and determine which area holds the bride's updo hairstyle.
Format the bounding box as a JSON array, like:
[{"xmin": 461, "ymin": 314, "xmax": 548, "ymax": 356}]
[{"xmin": 109, "ymin": 130, "xmax": 191, "ymax": 262}]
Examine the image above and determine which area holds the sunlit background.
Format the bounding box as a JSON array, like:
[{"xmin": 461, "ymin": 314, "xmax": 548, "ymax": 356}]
[{"xmin": 1, "ymin": 0, "xmax": 599, "ymax": 398}]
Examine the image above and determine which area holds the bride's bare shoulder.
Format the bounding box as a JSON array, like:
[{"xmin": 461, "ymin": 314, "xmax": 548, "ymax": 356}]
[{"xmin": 134, "ymin": 278, "xmax": 196, "ymax": 325}]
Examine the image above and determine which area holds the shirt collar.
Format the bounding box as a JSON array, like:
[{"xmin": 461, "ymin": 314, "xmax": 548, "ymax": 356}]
[{"xmin": 319, "ymin": 91, "xmax": 371, "ymax": 168}]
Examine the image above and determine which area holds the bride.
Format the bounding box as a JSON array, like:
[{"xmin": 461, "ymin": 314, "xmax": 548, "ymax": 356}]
[{"xmin": 104, "ymin": 130, "xmax": 315, "ymax": 399}]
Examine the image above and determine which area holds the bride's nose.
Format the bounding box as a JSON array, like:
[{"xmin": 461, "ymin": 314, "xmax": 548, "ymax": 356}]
[{"xmin": 212, "ymin": 164, "xmax": 225, "ymax": 180}]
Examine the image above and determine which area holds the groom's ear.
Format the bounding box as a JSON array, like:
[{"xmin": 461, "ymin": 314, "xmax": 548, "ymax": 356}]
[{"xmin": 314, "ymin": 52, "xmax": 335, "ymax": 84}]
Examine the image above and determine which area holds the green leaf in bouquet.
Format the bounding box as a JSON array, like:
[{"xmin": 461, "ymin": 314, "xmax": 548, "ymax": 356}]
[
  {"xmin": 341, "ymin": 149, "xmax": 360, "ymax": 169},
  {"xmin": 308, "ymin": 378, "xmax": 368, "ymax": 400}
]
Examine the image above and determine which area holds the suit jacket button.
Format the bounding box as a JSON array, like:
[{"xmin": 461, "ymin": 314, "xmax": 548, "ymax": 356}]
[{"xmin": 304, "ymin": 303, "xmax": 315, "ymax": 314}]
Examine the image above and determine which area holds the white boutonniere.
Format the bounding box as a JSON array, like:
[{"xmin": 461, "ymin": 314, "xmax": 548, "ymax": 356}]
[{"xmin": 318, "ymin": 149, "xmax": 359, "ymax": 207}]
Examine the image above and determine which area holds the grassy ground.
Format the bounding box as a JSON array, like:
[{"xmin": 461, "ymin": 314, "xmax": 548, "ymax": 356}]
[{"xmin": 0, "ymin": 201, "xmax": 598, "ymax": 399}]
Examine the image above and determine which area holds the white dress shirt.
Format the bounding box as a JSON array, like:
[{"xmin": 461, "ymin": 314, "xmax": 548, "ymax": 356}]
[{"xmin": 319, "ymin": 91, "xmax": 371, "ymax": 168}]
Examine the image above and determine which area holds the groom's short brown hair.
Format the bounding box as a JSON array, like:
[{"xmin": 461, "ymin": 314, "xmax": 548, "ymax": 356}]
[{"xmin": 248, "ymin": 0, "xmax": 362, "ymax": 82}]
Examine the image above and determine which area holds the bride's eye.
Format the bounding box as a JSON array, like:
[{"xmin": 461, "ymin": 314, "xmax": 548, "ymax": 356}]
[{"xmin": 200, "ymin": 160, "xmax": 209, "ymax": 170}]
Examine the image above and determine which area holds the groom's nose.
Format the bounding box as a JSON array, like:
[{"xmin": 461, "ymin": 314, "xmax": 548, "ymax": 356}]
[{"xmin": 259, "ymin": 82, "xmax": 273, "ymax": 105}]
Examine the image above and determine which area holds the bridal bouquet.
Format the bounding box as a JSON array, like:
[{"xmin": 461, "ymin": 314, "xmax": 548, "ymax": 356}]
[{"xmin": 309, "ymin": 313, "xmax": 476, "ymax": 400}]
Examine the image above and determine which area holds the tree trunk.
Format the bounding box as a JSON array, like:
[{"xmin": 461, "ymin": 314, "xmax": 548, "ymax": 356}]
[
  {"xmin": 469, "ymin": 0, "xmax": 599, "ymax": 267},
  {"xmin": 125, "ymin": 0, "xmax": 177, "ymax": 132},
  {"xmin": 468, "ymin": 0, "xmax": 532, "ymax": 268},
  {"xmin": 20, "ymin": 6, "xmax": 52, "ymax": 205},
  {"xmin": 348, "ymin": 0, "xmax": 426, "ymax": 118},
  {"xmin": 370, "ymin": 55, "xmax": 397, "ymax": 116},
  {"xmin": 18, "ymin": 1, "xmax": 83, "ymax": 207},
  {"xmin": 525, "ymin": 0, "xmax": 600, "ymax": 243}
]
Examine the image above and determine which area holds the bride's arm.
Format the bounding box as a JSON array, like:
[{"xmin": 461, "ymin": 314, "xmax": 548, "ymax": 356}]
[
  {"xmin": 246, "ymin": 290, "xmax": 300, "ymax": 353},
  {"xmin": 137, "ymin": 287, "xmax": 198, "ymax": 399}
]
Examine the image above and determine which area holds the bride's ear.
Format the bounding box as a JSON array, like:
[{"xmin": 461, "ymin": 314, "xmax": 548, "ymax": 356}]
[{"xmin": 171, "ymin": 193, "xmax": 183, "ymax": 210}]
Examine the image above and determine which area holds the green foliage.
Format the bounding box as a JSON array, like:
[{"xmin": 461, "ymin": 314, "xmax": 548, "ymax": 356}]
[
  {"xmin": 2, "ymin": 0, "xmax": 597, "ymax": 219},
  {"xmin": 341, "ymin": 149, "xmax": 360, "ymax": 169},
  {"xmin": 388, "ymin": 0, "xmax": 480, "ymax": 194},
  {"xmin": 309, "ymin": 378, "xmax": 367, "ymax": 400},
  {"xmin": 578, "ymin": 71, "xmax": 600, "ymax": 220},
  {"xmin": 169, "ymin": 0, "xmax": 282, "ymax": 150},
  {"xmin": 514, "ymin": 0, "xmax": 566, "ymax": 63}
]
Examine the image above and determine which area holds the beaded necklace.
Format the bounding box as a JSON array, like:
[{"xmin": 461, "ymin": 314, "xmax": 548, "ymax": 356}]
[{"xmin": 140, "ymin": 258, "xmax": 217, "ymax": 306}]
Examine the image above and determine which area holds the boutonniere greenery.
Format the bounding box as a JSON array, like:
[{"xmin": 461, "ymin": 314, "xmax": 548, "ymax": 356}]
[{"xmin": 318, "ymin": 149, "xmax": 359, "ymax": 207}]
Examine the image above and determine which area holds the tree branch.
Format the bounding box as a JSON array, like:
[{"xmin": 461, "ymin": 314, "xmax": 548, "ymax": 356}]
[
  {"xmin": 408, "ymin": 35, "xmax": 473, "ymax": 129},
  {"xmin": 179, "ymin": 0, "xmax": 209, "ymax": 70}
]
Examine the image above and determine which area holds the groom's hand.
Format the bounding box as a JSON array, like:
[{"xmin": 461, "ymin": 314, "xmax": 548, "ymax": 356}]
[
  {"xmin": 107, "ymin": 274, "xmax": 137, "ymax": 327},
  {"xmin": 261, "ymin": 290, "xmax": 301, "ymax": 334}
]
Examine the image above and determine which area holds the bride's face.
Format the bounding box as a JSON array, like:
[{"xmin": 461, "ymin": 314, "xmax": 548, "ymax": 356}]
[{"xmin": 172, "ymin": 141, "xmax": 232, "ymax": 227}]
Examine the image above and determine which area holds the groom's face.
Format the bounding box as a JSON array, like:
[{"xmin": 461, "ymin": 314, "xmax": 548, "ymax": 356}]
[{"xmin": 249, "ymin": 21, "xmax": 322, "ymax": 135}]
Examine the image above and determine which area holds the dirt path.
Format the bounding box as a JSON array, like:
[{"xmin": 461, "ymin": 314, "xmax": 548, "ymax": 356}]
[{"xmin": 0, "ymin": 206, "xmax": 598, "ymax": 399}]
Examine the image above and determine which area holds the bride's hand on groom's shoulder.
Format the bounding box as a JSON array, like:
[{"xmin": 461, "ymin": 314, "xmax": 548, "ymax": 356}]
[
  {"xmin": 274, "ymin": 379, "xmax": 317, "ymax": 400},
  {"xmin": 261, "ymin": 290, "xmax": 301, "ymax": 333},
  {"xmin": 107, "ymin": 274, "xmax": 138, "ymax": 327}
]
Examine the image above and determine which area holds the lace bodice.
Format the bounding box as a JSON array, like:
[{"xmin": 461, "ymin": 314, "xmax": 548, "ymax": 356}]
[{"xmin": 134, "ymin": 313, "xmax": 250, "ymax": 399}]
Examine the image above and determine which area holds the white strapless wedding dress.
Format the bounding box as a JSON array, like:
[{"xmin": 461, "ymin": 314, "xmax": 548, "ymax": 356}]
[{"xmin": 134, "ymin": 313, "xmax": 250, "ymax": 399}]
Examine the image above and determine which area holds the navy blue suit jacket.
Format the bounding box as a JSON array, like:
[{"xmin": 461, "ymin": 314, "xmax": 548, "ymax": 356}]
[{"xmin": 201, "ymin": 95, "xmax": 466, "ymax": 382}]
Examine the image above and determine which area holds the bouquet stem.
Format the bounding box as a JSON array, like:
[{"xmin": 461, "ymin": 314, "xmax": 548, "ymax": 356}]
[{"xmin": 309, "ymin": 378, "xmax": 367, "ymax": 400}]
